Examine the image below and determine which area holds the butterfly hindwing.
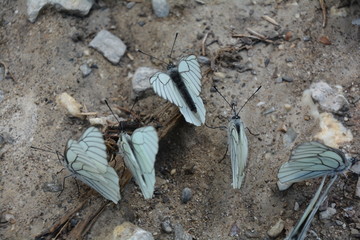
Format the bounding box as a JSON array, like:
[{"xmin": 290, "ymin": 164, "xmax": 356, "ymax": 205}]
[
  {"xmin": 228, "ymin": 118, "xmax": 248, "ymax": 189},
  {"xmin": 278, "ymin": 141, "xmax": 350, "ymax": 184},
  {"xmin": 119, "ymin": 126, "xmax": 159, "ymax": 199},
  {"xmin": 64, "ymin": 127, "xmax": 121, "ymax": 203}
]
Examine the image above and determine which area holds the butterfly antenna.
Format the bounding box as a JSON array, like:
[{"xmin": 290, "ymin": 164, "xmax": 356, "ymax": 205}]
[
  {"xmin": 136, "ymin": 49, "xmax": 168, "ymax": 66},
  {"xmin": 30, "ymin": 146, "xmax": 57, "ymax": 155},
  {"xmin": 168, "ymin": 32, "xmax": 179, "ymax": 59},
  {"xmin": 104, "ymin": 99, "xmax": 122, "ymax": 125},
  {"xmin": 237, "ymin": 86, "xmax": 262, "ymax": 116},
  {"xmin": 213, "ymin": 86, "xmax": 234, "ymax": 109}
]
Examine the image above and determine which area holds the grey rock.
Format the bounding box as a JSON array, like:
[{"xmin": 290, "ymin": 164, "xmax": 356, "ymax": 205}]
[
  {"xmin": 0, "ymin": 64, "xmax": 4, "ymax": 81},
  {"xmin": 42, "ymin": 182, "xmax": 63, "ymax": 192},
  {"xmin": 174, "ymin": 224, "xmax": 193, "ymax": 240},
  {"xmin": 229, "ymin": 222, "xmax": 240, "ymax": 237},
  {"xmin": 181, "ymin": 187, "xmax": 192, "ymax": 204},
  {"xmin": 351, "ymin": 228, "xmax": 360, "ymax": 237},
  {"xmin": 310, "ymin": 81, "xmax": 349, "ymax": 114},
  {"xmin": 282, "ymin": 76, "xmax": 293, "ymax": 82},
  {"xmin": 132, "ymin": 67, "xmax": 159, "ymax": 98},
  {"xmin": 197, "ymin": 56, "xmax": 211, "ymax": 65},
  {"xmin": 283, "ymin": 127, "xmax": 298, "ymax": 147},
  {"xmin": 0, "ymin": 90, "xmax": 4, "ymax": 103},
  {"xmin": 319, "ymin": 207, "xmax": 336, "ymax": 220},
  {"xmin": 294, "ymin": 202, "xmax": 299, "ymax": 211},
  {"xmin": 356, "ymin": 177, "xmax": 360, "ymax": 198},
  {"xmin": 80, "ymin": 63, "xmax": 92, "ymax": 77},
  {"xmin": 352, "ymin": 18, "xmax": 360, "ymax": 26},
  {"xmin": 161, "ymin": 218, "xmax": 173, "ymax": 233},
  {"xmin": 303, "ymin": 36, "xmax": 311, "ymax": 41},
  {"xmin": 127, "ymin": 2, "xmax": 136, "ymax": 9},
  {"xmin": 267, "ymin": 219, "xmax": 284, "ymax": 238},
  {"xmin": 89, "ymin": 30, "xmax": 127, "ymax": 64},
  {"xmin": 27, "ymin": 0, "xmax": 94, "ymax": 23},
  {"xmin": 151, "ymin": 0, "xmax": 170, "ymax": 18}
]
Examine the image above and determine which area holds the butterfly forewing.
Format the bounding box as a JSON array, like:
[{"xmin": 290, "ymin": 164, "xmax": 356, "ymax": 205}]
[
  {"xmin": 178, "ymin": 55, "xmax": 202, "ymax": 95},
  {"xmin": 278, "ymin": 141, "xmax": 350, "ymax": 184},
  {"xmin": 64, "ymin": 127, "xmax": 121, "ymax": 203},
  {"xmin": 119, "ymin": 126, "xmax": 159, "ymax": 199},
  {"xmin": 228, "ymin": 118, "xmax": 248, "ymax": 189}
]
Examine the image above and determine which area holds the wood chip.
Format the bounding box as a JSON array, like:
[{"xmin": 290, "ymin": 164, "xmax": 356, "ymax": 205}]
[{"xmin": 319, "ymin": 36, "xmax": 331, "ymax": 45}]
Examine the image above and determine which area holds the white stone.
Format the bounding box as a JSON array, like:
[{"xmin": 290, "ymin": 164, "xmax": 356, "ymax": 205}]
[{"xmin": 27, "ymin": 0, "xmax": 94, "ymax": 23}]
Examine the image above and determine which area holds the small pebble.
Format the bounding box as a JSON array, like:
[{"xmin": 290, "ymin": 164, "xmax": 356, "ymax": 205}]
[
  {"xmin": 229, "ymin": 222, "xmax": 240, "ymax": 237},
  {"xmin": 126, "ymin": 2, "xmax": 136, "ymax": 9},
  {"xmin": 284, "ymin": 104, "xmax": 292, "ymax": 111},
  {"xmin": 319, "ymin": 207, "xmax": 336, "ymax": 220},
  {"xmin": 4, "ymin": 213, "xmax": 15, "ymax": 224},
  {"xmin": 42, "ymin": 182, "xmax": 63, "ymax": 192},
  {"xmin": 294, "ymin": 202, "xmax": 299, "ymax": 211},
  {"xmin": 351, "ymin": 228, "xmax": 360, "ymax": 238},
  {"xmin": 214, "ymin": 72, "xmax": 226, "ymax": 79},
  {"xmin": 161, "ymin": 218, "xmax": 173, "ymax": 233},
  {"xmin": 262, "ymin": 107, "xmax": 276, "ymax": 115},
  {"xmin": 181, "ymin": 187, "xmax": 192, "ymax": 204},
  {"xmin": 80, "ymin": 63, "xmax": 92, "ymax": 77},
  {"xmin": 0, "ymin": 90, "xmax": 4, "ymax": 103},
  {"xmin": 0, "ymin": 64, "xmax": 5, "ymax": 81},
  {"xmin": 151, "ymin": 0, "xmax": 170, "ymax": 18},
  {"xmin": 282, "ymin": 76, "xmax": 293, "ymax": 82},
  {"xmin": 267, "ymin": 219, "xmax": 284, "ymax": 238},
  {"xmin": 285, "ymin": 58, "xmax": 294, "ymax": 63},
  {"xmin": 170, "ymin": 169, "xmax": 176, "ymax": 175},
  {"xmin": 275, "ymin": 77, "xmax": 283, "ymax": 83},
  {"xmin": 264, "ymin": 58, "xmax": 270, "ymax": 67},
  {"xmin": 303, "ymin": 36, "xmax": 311, "ymax": 41},
  {"xmin": 197, "ymin": 56, "xmax": 211, "ymax": 65},
  {"xmin": 283, "ymin": 127, "xmax": 298, "ymax": 146},
  {"xmin": 138, "ymin": 21, "xmax": 146, "ymax": 27},
  {"xmin": 174, "ymin": 224, "xmax": 193, "ymax": 240}
]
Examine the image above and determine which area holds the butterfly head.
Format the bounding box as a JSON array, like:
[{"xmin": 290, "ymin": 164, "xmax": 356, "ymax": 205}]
[{"xmin": 166, "ymin": 62, "xmax": 176, "ymax": 71}]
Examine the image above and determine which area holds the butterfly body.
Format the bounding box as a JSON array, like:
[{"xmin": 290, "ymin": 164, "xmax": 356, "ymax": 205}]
[
  {"xmin": 167, "ymin": 64, "xmax": 197, "ymax": 112},
  {"xmin": 118, "ymin": 126, "xmax": 159, "ymax": 199},
  {"xmin": 64, "ymin": 127, "xmax": 121, "ymax": 204},
  {"xmin": 150, "ymin": 55, "xmax": 205, "ymax": 126},
  {"xmin": 228, "ymin": 116, "xmax": 248, "ymax": 189}
]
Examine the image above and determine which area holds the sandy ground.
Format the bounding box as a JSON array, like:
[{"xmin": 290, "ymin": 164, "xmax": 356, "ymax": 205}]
[{"xmin": 1, "ymin": 0, "xmax": 360, "ymax": 239}]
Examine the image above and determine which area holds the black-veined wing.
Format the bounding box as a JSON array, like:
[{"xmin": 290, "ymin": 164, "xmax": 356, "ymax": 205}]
[
  {"xmin": 228, "ymin": 118, "xmax": 248, "ymax": 189},
  {"xmin": 118, "ymin": 126, "xmax": 159, "ymax": 199},
  {"xmin": 65, "ymin": 127, "xmax": 121, "ymax": 203},
  {"xmin": 278, "ymin": 141, "xmax": 350, "ymax": 184}
]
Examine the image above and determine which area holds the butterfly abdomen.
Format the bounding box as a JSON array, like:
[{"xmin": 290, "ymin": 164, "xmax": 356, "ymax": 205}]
[{"xmin": 168, "ymin": 68, "xmax": 197, "ymax": 112}]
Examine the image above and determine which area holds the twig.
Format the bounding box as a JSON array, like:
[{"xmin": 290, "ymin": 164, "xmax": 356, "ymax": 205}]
[
  {"xmin": 319, "ymin": 0, "xmax": 327, "ymax": 28},
  {"xmin": 232, "ymin": 33, "xmax": 274, "ymax": 43},
  {"xmin": 262, "ymin": 15, "xmax": 280, "ymax": 26},
  {"xmin": 201, "ymin": 32, "xmax": 209, "ymax": 56}
]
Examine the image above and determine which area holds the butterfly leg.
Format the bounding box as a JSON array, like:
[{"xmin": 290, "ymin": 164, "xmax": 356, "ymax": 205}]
[
  {"xmin": 218, "ymin": 145, "xmax": 228, "ymax": 163},
  {"xmin": 57, "ymin": 174, "xmax": 74, "ymax": 197},
  {"xmin": 246, "ymin": 127, "xmax": 259, "ymax": 136}
]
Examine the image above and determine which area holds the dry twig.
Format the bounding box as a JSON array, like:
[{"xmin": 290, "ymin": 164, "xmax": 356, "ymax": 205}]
[{"xmin": 319, "ymin": 0, "xmax": 327, "ymax": 28}]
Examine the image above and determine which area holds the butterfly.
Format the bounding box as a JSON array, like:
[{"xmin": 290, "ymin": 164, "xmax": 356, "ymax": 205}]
[
  {"xmin": 213, "ymin": 86, "xmax": 261, "ymax": 189},
  {"xmin": 118, "ymin": 126, "xmax": 159, "ymax": 199},
  {"xmin": 278, "ymin": 141, "xmax": 356, "ymax": 184},
  {"xmin": 150, "ymin": 54, "xmax": 206, "ymax": 126},
  {"xmin": 64, "ymin": 127, "xmax": 121, "ymax": 204}
]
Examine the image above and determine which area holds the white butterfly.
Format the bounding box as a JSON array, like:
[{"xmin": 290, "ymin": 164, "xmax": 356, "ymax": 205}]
[
  {"xmin": 64, "ymin": 127, "xmax": 121, "ymax": 204},
  {"xmin": 150, "ymin": 55, "xmax": 206, "ymax": 126},
  {"xmin": 228, "ymin": 113, "xmax": 248, "ymax": 189},
  {"xmin": 118, "ymin": 126, "xmax": 159, "ymax": 199},
  {"xmin": 214, "ymin": 86, "xmax": 261, "ymax": 189},
  {"xmin": 278, "ymin": 141, "xmax": 355, "ymax": 184}
]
